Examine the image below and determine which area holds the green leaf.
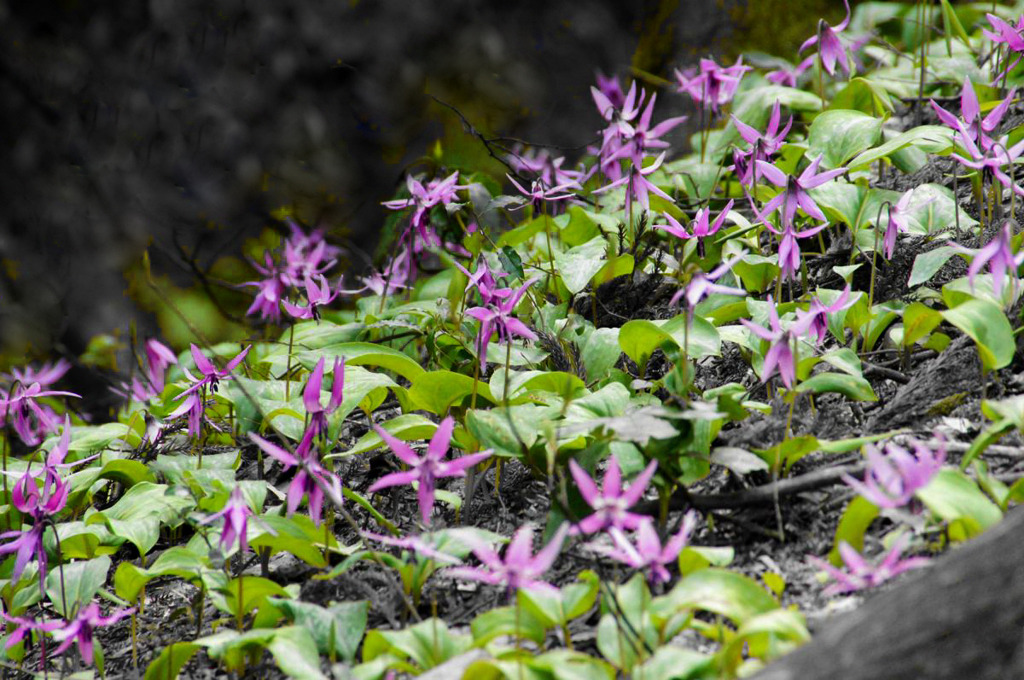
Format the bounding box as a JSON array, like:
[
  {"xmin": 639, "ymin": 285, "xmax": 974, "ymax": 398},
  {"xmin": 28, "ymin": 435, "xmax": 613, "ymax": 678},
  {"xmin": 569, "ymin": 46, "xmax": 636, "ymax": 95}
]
[
  {"xmin": 721, "ymin": 609, "xmax": 809, "ymax": 670},
  {"xmin": 46, "ymin": 556, "xmax": 112, "ymax": 617},
  {"xmin": 580, "ymin": 328, "xmax": 621, "ymax": 383},
  {"xmin": 806, "ymin": 109, "xmax": 884, "ymax": 169},
  {"xmin": 916, "ymin": 468, "xmax": 1002, "ymax": 540},
  {"xmin": 941, "ymin": 298, "xmax": 1015, "ymax": 372},
  {"xmin": 471, "ymin": 605, "xmax": 547, "ymax": 646},
  {"xmin": 466, "ymin": 405, "xmax": 549, "ymax": 457},
  {"xmin": 710, "ymin": 447, "xmax": 769, "ymax": 475},
  {"xmin": 555, "ymin": 236, "xmax": 609, "ymax": 295},
  {"xmin": 144, "ymin": 642, "xmax": 201, "ymax": 680},
  {"xmin": 102, "ymin": 517, "xmax": 161, "ymax": 557},
  {"xmin": 561, "ymin": 206, "xmax": 602, "ymax": 246},
  {"xmin": 902, "ymin": 302, "xmax": 943, "ymax": 346},
  {"xmin": 829, "ymin": 496, "xmax": 879, "ymax": 566},
  {"xmin": 221, "ymin": 576, "xmax": 290, "ymax": 618},
  {"xmin": 652, "ymin": 568, "xmax": 779, "ymax": 627},
  {"xmin": 114, "ymin": 547, "xmax": 209, "ymax": 602},
  {"xmin": 408, "ymin": 370, "xmax": 494, "ymax": 415},
  {"xmin": 363, "ymin": 618, "xmax": 472, "ymax": 670},
  {"xmin": 900, "ymin": 184, "xmax": 976, "ymax": 234},
  {"xmin": 810, "ymin": 183, "xmax": 897, "ymax": 232},
  {"xmin": 754, "ymin": 435, "xmax": 820, "ymax": 473},
  {"xmin": 498, "ymin": 214, "xmax": 550, "ymax": 247},
  {"xmin": 250, "ymin": 514, "xmax": 341, "ymax": 568},
  {"xmin": 939, "ymin": 0, "xmax": 971, "ymax": 55},
  {"xmin": 331, "ymin": 414, "xmax": 438, "ymax": 459},
  {"xmin": 499, "ymin": 246, "xmax": 525, "ymax": 279},
  {"xmin": 63, "ymin": 422, "xmax": 143, "ymax": 454},
  {"xmin": 829, "ymin": 77, "xmax": 894, "ymax": 115},
  {"xmin": 796, "ymin": 372, "xmax": 877, "ymax": 401},
  {"xmin": 266, "ymin": 626, "xmax": 328, "ymax": 680},
  {"xmin": 596, "ymin": 575, "xmax": 656, "ymax": 672},
  {"xmin": 518, "ymin": 571, "xmax": 599, "ymax": 629},
  {"xmin": 634, "ymin": 646, "xmax": 712, "ymax": 680},
  {"xmin": 271, "ymin": 598, "xmax": 368, "ymax": 663},
  {"xmin": 87, "ymin": 481, "xmax": 195, "ymax": 526},
  {"xmin": 619, "ymin": 320, "xmax": 673, "ymax": 372},
  {"xmin": 847, "ymin": 126, "xmax": 954, "ymax": 171},
  {"xmin": 288, "ymin": 342, "xmax": 425, "ymax": 382},
  {"xmin": 908, "ymin": 246, "xmax": 960, "ymax": 288}
]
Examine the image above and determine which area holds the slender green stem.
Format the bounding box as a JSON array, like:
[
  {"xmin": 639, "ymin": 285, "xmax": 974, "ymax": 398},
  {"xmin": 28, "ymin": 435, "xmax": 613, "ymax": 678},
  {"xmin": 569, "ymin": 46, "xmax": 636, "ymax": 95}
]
[{"xmin": 284, "ymin": 323, "xmax": 295, "ymax": 401}]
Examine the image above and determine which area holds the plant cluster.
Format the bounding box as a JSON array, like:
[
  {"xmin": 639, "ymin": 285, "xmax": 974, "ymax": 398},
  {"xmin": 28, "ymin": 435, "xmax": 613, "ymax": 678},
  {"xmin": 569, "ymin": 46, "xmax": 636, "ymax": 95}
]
[{"xmin": 2, "ymin": 2, "xmax": 1024, "ymax": 678}]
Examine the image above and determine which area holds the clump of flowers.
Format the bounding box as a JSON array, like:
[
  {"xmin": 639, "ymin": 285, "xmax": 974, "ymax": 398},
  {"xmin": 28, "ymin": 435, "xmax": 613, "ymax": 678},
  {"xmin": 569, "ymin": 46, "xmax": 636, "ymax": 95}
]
[
  {"xmin": 843, "ymin": 437, "xmax": 945, "ymax": 509},
  {"xmin": 243, "ymin": 222, "xmax": 342, "ymax": 322},
  {"xmin": 808, "ymin": 535, "xmax": 929, "ymax": 595}
]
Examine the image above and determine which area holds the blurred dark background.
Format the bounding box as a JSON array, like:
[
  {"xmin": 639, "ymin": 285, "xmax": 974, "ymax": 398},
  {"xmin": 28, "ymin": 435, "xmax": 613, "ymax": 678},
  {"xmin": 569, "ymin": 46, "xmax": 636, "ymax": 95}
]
[{"xmin": 0, "ymin": 0, "xmax": 839, "ymax": 366}]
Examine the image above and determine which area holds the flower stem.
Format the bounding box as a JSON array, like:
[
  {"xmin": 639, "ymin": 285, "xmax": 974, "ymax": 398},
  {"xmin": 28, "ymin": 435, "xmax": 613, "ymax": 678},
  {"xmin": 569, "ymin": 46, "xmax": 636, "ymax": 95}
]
[{"xmin": 284, "ymin": 323, "xmax": 295, "ymax": 401}]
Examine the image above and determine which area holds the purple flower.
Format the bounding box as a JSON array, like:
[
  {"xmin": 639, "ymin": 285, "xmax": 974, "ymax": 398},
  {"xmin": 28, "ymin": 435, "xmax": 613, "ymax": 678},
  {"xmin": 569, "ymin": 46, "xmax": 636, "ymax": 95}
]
[
  {"xmin": 119, "ymin": 338, "xmax": 178, "ymax": 402},
  {"xmin": 2, "ymin": 360, "xmax": 71, "ymax": 390},
  {"xmin": 798, "ymin": 285, "xmax": 853, "ymax": 345},
  {"xmin": 465, "ymin": 277, "xmax": 539, "ymax": 372},
  {"xmin": 0, "ymin": 463, "xmax": 70, "ymax": 590},
  {"xmin": 506, "ymin": 173, "xmax": 581, "ymax": 212},
  {"xmin": 675, "ymin": 57, "xmax": 751, "ymax": 114},
  {"xmin": 593, "ymin": 152, "xmax": 674, "ymax": 218},
  {"xmin": 249, "ymin": 433, "xmax": 342, "ymax": 526},
  {"xmin": 594, "ymin": 71, "xmax": 626, "ymax": 110},
  {"xmin": 654, "ymin": 200, "xmax": 735, "ymax": 244},
  {"xmin": 447, "ymin": 523, "xmax": 569, "ymax": 595},
  {"xmin": 199, "ymin": 486, "xmax": 256, "ymax": 554},
  {"xmin": 730, "ymin": 100, "xmax": 793, "ymax": 187},
  {"xmin": 799, "ymin": 0, "xmax": 853, "ymax": 77},
  {"xmin": 281, "ymin": 222, "xmax": 340, "ymax": 286},
  {"xmin": 363, "ymin": 531, "xmax": 462, "ymax": 564},
  {"xmin": 842, "ymin": 437, "xmax": 945, "ymax": 509},
  {"xmin": 808, "ymin": 535, "xmax": 929, "ymax": 596},
  {"xmin": 931, "ymin": 77, "xmax": 1016, "ymax": 153},
  {"xmin": 983, "ymin": 13, "xmax": 1024, "ymax": 82},
  {"xmin": 765, "ymin": 55, "xmax": 816, "ymax": 88},
  {"xmin": 598, "ymin": 512, "xmax": 699, "ymax": 584},
  {"xmin": 382, "ymin": 171, "xmax": 465, "ymax": 256},
  {"xmin": 454, "ymin": 257, "xmax": 502, "ymax": 306},
  {"xmin": 568, "ymin": 457, "xmax": 658, "ymax": 535},
  {"xmin": 171, "ymin": 344, "xmax": 250, "ymax": 439},
  {"xmin": 2, "ymin": 612, "xmax": 63, "ymax": 653},
  {"xmin": 740, "ymin": 296, "xmax": 815, "ymax": 389},
  {"xmin": 950, "ymin": 124, "xmax": 1024, "ymax": 201},
  {"xmin": 592, "ymin": 80, "xmax": 645, "ymax": 169},
  {"xmin": 0, "ymin": 382, "xmax": 80, "ymax": 447},
  {"xmin": 283, "ymin": 274, "xmax": 340, "ymax": 321},
  {"xmin": 368, "ymin": 416, "xmax": 493, "ymax": 524},
  {"xmin": 51, "ymin": 603, "xmax": 134, "ymax": 666},
  {"xmin": 242, "ymin": 251, "xmax": 287, "ymax": 321},
  {"xmin": 303, "ymin": 356, "xmax": 345, "ymax": 440},
  {"xmin": 952, "ymin": 221, "xmax": 1024, "ymax": 300},
  {"xmin": 340, "ymin": 249, "xmax": 411, "ymax": 298},
  {"xmin": 882, "ymin": 190, "xmax": 917, "ymax": 259},
  {"xmin": 607, "ymin": 92, "xmax": 688, "ymax": 167},
  {"xmin": 507, "ymin": 147, "xmax": 585, "ymax": 191},
  {"xmin": 755, "ymin": 155, "xmax": 846, "ymax": 231},
  {"xmin": 668, "ymin": 256, "xmax": 747, "ymax": 311}
]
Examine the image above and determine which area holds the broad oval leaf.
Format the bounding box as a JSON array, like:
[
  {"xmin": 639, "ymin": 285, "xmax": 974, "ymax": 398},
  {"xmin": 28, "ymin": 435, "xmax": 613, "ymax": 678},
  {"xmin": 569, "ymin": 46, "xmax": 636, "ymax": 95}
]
[
  {"xmin": 941, "ymin": 298, "xmax": 1015, "ymax": 372},
  {"xmin": 807, "ymin": 109, "xmax": 884, "ymax": 168},
  {"xmin": 795, "ymin": 372, "xmax": 877, "ymax": 401},
  {"xmin": 916, "ymin": 468, "xmax": 1002, "ymax": 540},
  {"xmin": 555, "ymin": 236, "xmax": 610, "ymax": 295}
]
